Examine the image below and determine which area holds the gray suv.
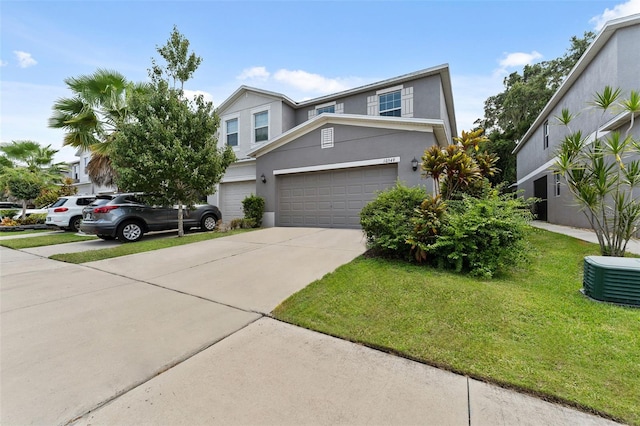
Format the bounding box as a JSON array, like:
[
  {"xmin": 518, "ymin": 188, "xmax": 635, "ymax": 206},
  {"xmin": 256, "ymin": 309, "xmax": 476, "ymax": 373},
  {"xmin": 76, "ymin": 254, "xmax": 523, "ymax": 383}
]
[{"xmin": 80, "ymin": 193, "xmax": 222, "ymax": 242}]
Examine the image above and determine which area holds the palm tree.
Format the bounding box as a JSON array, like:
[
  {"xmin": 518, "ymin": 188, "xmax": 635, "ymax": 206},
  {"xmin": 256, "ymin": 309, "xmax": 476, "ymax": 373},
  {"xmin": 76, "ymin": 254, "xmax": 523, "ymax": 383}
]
[
  {"xmin": 0, "ymin": 140, "xmax": 66, "ymax": 182},
  {"xmin": 0, "ymin": 140, "xmax": 67, "ymax": 217},
  {"xmin": 48, "ymin": 69, "xmax": 149, "ymax": 186}
]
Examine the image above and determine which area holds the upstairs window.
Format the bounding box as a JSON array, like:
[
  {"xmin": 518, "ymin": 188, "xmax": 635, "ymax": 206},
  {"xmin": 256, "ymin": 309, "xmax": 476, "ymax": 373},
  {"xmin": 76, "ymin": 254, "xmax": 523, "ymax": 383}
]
[
  {"xmin": 543, "ymin": 120, "xmax": 549, "ymax": 149},
  {"xmin": 316, "ymin": 105, "xmax": 335, "ymax": 115},
  {"xmin": 379, "ymin": 90, "xmax": 402, "ymax": 116},
  {"xmin": 226, "ymin": 118, "xmax": 238, "ymax": 147},
  {"xmin": 254, "ymin": 111, "xmax": 269, "ymax": 143}
]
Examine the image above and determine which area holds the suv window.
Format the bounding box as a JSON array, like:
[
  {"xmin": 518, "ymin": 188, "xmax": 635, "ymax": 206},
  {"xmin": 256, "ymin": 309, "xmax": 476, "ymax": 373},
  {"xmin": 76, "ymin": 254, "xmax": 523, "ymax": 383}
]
[
  {"xmin": 51, "ymin": 198, "xmax": 68, "ymax": 208},
  {"xmin": 88, "ymin": 198, "xmax": 111, "ymax": 207},
  {"xmin": 76, "ymin": 197, "xmax": 96, "ymax": 206}
]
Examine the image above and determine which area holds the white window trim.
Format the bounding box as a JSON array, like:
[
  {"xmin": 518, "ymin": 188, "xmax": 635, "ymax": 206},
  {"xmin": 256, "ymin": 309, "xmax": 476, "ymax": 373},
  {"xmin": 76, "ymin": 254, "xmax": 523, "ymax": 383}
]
[
  {"xmin": 251, "ymin": 105, "xmax": 271, "ymax": 145},
  {"xmin": 543, "ymin": 120, "xmax": 549, "ymax": 150},
  {"xmin": 316, "ymin": 100, "xmax": 336, "ymax": 109},
  {"xmin": 376, "ymin": 85, "xmax": 403, "ymax": 95},
  {"xmin": 222, "ymin": 113, "xmax": 240, "ymax": 150},
  {"xmin": 309, "ymin": 102, "xmax": 343, "ymax": 119}
]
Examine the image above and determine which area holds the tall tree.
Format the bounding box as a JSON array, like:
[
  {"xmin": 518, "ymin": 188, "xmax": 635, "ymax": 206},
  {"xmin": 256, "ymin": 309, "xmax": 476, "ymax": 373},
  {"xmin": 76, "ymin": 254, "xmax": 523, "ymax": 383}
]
[
  {"xmin": 150, "ymin": 25, "xmax": 202, "ymax": 91},
  {"xmin": 48, "ymin": 69, "xmax": 149, "ymax": 186},
  {"xmin": 0, "ymin": 140, "xmax": 64, "ymax": 217},
  {"xmin": 477, "ymin": 32, "xmax": 596, "ymax": 186},
  {"xmin": 111, "ymin": 27, "xmax": 235, "ymax": 237},
  {"xmin": 0, "ymin": 140, "xmax": 66, "ymax": 179}
]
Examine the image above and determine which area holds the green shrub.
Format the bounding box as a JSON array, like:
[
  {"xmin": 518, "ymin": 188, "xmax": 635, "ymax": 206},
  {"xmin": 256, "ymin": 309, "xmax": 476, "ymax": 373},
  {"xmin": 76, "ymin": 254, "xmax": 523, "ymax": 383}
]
[
  {"xmin": 229, "ymin": 218, "xmax": 243, "ymax": 230},
  {"xmin": 1, "ymin": 209, "xmax": 18, "ymax": 219},
  {"xmin": 406, "ymin": 195, "xmax": 447, "ymax": 262},
  {"xmin": 228, "ymin": 217, "xmax": 256, "ymax": 230},
  {"xmin": 422, "ymin": 189, "xmax": 534, "ymax": 278},
  {"xmin": 242, "ymin": 194, "xmax": 265, "ymax": 228},
  {"xmin": 360, "ymin": 183, "xmax": 426, "ymax": 258},
  {"xmin": 17, "ymin": 213, "xmax": 47, "ymax": 225}
]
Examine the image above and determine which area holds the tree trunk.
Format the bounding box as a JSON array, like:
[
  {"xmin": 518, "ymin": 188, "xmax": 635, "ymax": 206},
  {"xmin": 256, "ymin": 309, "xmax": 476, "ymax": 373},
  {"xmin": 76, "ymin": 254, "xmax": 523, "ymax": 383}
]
[{"xmin": 178, "ymin": 201, "xmax": 184, "ymax": 237}]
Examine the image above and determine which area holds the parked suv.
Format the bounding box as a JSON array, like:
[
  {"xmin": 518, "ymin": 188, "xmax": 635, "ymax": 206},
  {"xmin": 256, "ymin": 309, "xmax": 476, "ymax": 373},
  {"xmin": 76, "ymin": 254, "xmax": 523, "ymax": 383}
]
[
  {"xmin": 79, "ymin": 193, "xmax": 222, "ymax": 242},
  {"xmin": 46, "ymin": 195, "xmax": 97, "ymax": 231}
]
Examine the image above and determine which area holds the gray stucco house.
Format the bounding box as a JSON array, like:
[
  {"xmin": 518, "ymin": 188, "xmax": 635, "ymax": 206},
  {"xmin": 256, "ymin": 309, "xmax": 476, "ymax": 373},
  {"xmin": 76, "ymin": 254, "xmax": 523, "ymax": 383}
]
[
  {"xmin": 514, "ymin": 14, "xmax": 640, "ymax": 228},
  {"xmin": 211, "ymin": 65, "xmax": 457, "ymax": 228}
]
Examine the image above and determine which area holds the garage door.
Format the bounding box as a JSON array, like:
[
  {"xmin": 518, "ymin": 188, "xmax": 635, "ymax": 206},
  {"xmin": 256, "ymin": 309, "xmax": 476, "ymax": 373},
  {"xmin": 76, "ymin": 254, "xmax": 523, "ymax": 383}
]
[
  {"xmin": 219, "ymin": 181, "xmax": 256, "ymax": 221},
  {"xmin": 278, "ymin": 165, "xmax": 397, "ymax": 228}
]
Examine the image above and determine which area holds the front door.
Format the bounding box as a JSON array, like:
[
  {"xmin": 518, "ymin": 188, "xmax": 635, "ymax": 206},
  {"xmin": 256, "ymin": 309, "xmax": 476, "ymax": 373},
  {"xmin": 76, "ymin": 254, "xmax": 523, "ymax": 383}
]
[{"xmin": 533, "ymin": 176, "xmax": 548, "ymax": 221}]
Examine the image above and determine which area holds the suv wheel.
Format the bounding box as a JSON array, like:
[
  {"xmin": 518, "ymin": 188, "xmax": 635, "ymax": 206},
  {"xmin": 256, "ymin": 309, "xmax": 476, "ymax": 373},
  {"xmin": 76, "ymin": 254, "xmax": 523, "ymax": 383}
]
[
  {"xmin": 201, "ymin": 214, "xmax": 217, "ymax": 232},
  {"xmin": 117, "ymin": 221, "xmax": 144, "ymax": 243},
  {"xmin": 68, "ymin": 216, "xmax": 82, "ymax": 232}
]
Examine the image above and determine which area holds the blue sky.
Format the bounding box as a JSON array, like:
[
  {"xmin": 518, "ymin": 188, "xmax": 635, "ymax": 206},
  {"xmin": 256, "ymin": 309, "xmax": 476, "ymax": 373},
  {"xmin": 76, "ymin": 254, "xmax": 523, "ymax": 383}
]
[{"xmin": 2, "ymin": 0, "xmax": 639, "ymax": 163}]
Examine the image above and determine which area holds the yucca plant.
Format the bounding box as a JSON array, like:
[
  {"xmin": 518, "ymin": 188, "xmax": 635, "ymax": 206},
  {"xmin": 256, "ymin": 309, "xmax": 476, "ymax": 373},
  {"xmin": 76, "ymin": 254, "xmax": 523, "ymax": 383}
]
[{"xmin": 554, "ymin": 87, "xmax": 640, "ymax": 256}]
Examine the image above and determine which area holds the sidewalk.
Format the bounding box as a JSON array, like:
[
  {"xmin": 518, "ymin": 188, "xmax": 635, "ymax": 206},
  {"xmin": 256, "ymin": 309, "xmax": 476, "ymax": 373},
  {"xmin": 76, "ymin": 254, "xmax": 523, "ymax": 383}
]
[{"xmin": 530, "ymin": 221, "xmax": 640, "ymax": 255}]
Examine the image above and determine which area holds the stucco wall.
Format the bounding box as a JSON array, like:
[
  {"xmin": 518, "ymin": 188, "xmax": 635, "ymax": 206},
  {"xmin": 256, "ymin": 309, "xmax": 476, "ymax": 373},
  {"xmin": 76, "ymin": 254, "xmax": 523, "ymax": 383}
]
[
  {"xmin": 516, "ymin": 23, "xmax": 640, "ymax": 229},
  {"xmin": 255, "ymin": 124, "xmax": 436, "ymax": 212}
]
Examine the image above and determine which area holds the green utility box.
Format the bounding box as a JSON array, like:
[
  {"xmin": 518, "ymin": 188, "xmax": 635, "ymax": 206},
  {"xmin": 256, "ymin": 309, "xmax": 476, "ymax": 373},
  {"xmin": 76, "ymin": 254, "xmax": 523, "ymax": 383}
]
[{"xmin": 583, "ymin": 256, "xmax": 640, "ymax": 306}]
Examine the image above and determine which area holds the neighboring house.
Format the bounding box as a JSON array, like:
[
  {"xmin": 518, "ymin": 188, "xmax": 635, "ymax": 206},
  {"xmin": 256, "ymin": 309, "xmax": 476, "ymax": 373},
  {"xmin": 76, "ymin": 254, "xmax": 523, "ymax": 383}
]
[
  {"xmin": 63, "ymin": 148, "xmax": 115, "ymax": 195},
  {"xmin": 514, "ymin": 14, "xmax": 640, "ymax": 229},
  {"xmin": 212, "ymin": 65, "xmax": 457, "ymax": 228}
]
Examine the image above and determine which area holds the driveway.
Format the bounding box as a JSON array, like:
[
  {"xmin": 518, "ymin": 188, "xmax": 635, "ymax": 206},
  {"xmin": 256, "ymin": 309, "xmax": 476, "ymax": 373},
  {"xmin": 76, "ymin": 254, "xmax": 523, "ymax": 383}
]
[{"xmin": 1, "ymin": 227, "xmax": 620, "ymax": 425}]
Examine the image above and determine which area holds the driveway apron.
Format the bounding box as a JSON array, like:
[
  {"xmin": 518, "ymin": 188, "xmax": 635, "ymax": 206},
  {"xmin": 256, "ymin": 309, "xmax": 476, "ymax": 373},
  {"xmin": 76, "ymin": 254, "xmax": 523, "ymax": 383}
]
[{"xmin": 0, "ymin": 228, "xmax": 366, "ymax": 425}]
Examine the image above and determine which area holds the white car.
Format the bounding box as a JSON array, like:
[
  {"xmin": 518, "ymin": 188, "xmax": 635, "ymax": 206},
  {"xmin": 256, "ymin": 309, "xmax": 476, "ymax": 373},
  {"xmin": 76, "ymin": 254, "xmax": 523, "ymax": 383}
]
[
  {"xmin": 46, "ymin": 195, "xmax": 97, "ymax": 231},
  {"xmin": 13, "ymin": 206, "xmax": 49, "ymax": 220}
]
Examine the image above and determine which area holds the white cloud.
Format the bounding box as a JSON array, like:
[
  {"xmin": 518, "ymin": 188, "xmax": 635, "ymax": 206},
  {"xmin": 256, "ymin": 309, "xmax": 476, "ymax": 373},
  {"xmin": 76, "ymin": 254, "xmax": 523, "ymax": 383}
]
[
  {"xmin": 13, "ymin": 51, "xmax": 37, "ymax": 68},
  {"xmin": 499, "ymin": 51, "xmax": 543, "ymax": 69},
  {"xmin": 273, "ymin": 69, "xmax": 353, "ymax": 95},
  {"xmin": 590, "ymin": 0, "xmax": 640, "ymax": 30},
  {"xmin": 493, "ymin": 51, "xmax": 543, "ymax": 77},
  {"xmin": 183, "ymin": 89, "xmax": 214, "ymax": 104},
  {"xmin": 236, "ymin": 66, "xmax": 270, "ymax": 81}
]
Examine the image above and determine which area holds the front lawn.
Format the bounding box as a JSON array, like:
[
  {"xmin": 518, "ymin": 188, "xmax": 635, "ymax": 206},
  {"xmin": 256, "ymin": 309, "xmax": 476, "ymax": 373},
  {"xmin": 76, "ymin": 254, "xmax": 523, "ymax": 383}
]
[
  {"xmin": 273, "ymin": 228, "xmax": 640, "ymax": 425},
  {"xmin": 0, "ymin": 233, "xmax": 96, "ymax": 249},
  {"xmin": 50, "ymin": 228, "xmax": 254, "ymax": 263}
]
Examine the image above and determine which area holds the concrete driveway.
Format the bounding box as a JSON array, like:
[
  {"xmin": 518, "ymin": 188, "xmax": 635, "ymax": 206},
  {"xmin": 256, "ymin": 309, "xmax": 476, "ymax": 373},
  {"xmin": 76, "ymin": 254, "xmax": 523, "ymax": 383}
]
[{"xmin": 0, "ymin": 227, "xmax": 620, "ymax": 425}]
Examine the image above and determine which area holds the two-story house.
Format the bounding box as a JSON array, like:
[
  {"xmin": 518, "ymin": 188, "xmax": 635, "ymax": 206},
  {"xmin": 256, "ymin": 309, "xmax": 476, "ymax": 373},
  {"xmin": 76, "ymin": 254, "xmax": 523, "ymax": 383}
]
[
  {"xmin": 514, "ymin": 14, "xmax": 640, "ymax": 229},
  {"xmin": 64, "ymin": 148, "xmax": 115, "ymax": 195},
  {"xmin": 212, "ymin": 64, "xmax": 457, "ymax": 228}
]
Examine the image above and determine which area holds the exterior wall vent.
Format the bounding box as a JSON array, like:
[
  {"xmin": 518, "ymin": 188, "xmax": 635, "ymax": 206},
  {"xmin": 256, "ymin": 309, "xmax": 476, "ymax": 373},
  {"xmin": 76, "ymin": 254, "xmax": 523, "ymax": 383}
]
[{"xmin": 583, "ymin": 256, "xmax": 640, "ymax": 306}]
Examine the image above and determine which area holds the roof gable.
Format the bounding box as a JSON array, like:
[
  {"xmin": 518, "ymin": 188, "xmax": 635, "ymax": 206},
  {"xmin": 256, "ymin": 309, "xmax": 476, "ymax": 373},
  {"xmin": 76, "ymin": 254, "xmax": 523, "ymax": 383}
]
[
  {"xmin": 514, "ymin": 13, "xmax": 640, "ymax": 154},
  {"xmin": 247, "ymin": 113, "xmax": 450, "ymax": 158}
]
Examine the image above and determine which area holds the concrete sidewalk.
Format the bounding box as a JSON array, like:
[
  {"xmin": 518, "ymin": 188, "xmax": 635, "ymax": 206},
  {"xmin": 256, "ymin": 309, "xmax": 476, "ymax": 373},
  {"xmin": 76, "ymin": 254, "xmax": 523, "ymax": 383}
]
[
  {"xmin": 1, "ymin": 227, "xmax": 622, "ymax": 425},
  {"xmin": 531, "ymin": 220, "xmax": 640, "ymax": 255}
]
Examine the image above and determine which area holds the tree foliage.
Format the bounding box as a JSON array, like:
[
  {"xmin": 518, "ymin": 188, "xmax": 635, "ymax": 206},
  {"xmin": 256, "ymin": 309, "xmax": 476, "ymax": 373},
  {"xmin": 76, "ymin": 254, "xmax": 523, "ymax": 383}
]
[
  {"xmin": 48, "ymin": 69, "xmax": 149, "ymax": 186},
  {"xmin": 0, "ymin": 140, "xmax": 66, "ymax": 217},
  {"xmin": 554, "ymin": 87, "xmax": 640, "ymax": 257},
  {"xmin": 111, "ymin": 27, "xmax": 235, "ymax": 237}
]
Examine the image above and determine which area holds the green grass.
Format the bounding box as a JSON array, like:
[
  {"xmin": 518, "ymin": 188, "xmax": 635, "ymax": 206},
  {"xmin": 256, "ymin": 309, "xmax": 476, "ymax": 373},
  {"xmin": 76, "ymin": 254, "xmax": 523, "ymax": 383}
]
[
  {"xmin": 273, "ymin": 228, "xmax": 640, "ymax": 425},
  {"xmin": 0, "ymin": 228, "xmax": 51, "ymax": 235},
  {"xmin": 50, "ymin": 229, "xmax": 254, "ymax": 263},
  {"xmin": 0, "ymin": 233, "xmax": 97, "ymax": 249}
]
